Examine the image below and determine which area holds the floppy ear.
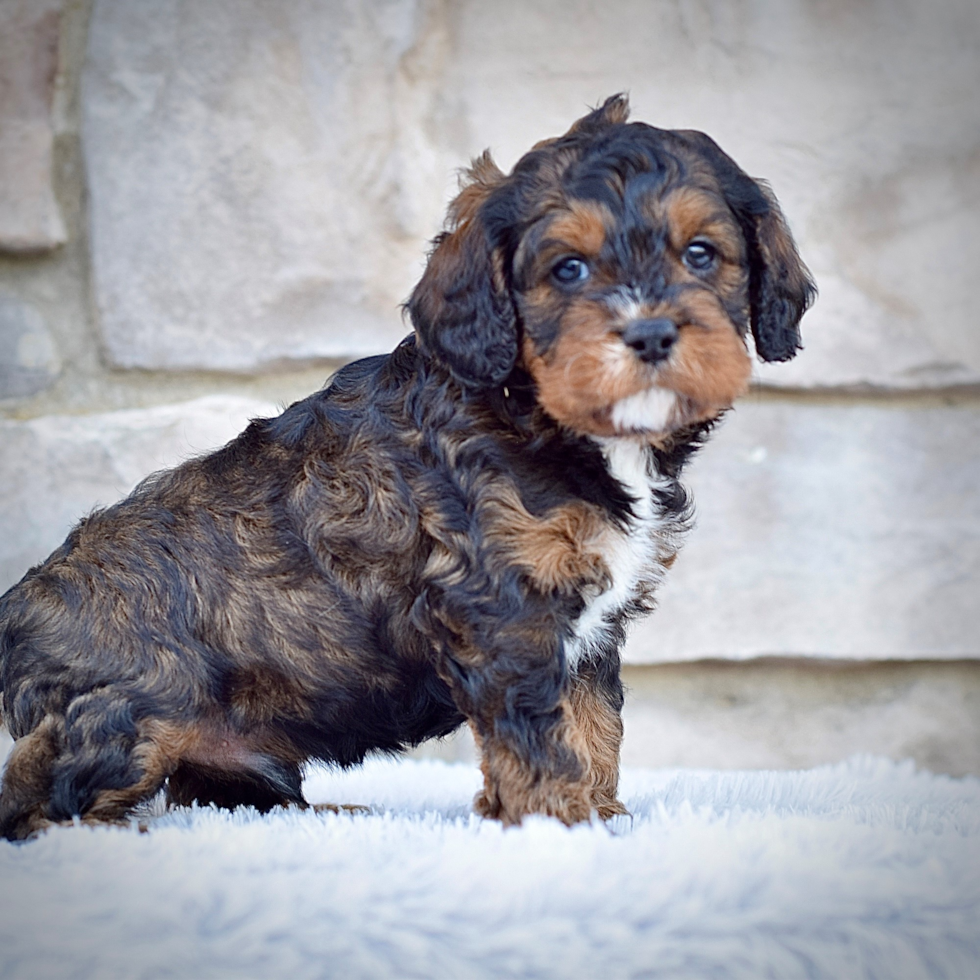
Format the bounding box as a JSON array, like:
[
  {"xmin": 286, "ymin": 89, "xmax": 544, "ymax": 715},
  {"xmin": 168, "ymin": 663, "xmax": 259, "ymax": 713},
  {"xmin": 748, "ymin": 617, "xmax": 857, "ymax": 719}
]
[
  {"xmin": 745, "ymin": 183, "xmax": 817, "ymax": 362},
  {"xmin": 407, "ymin": 153, "xmax": 517, "ymax": 389}
]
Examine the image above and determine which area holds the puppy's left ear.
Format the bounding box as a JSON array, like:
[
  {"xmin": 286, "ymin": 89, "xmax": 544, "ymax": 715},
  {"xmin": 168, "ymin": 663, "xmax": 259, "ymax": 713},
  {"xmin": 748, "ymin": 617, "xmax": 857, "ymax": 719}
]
[
  {"xmin": 745, "ymin": 183, "xmax": 817, "ymax": 362},
  {"xmin": 407, "ymin": 153, "xmax": 517, "ymax": 388}
]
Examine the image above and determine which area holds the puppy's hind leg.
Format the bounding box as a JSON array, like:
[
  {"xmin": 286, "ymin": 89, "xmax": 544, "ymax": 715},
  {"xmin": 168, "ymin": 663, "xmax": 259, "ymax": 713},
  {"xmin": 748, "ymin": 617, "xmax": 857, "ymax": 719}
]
[
  {"xmin": 0, "ymin": 714, "xmax": 64, "ymax": 841},
  {"xmin": 1, "ymin": 690, "xmax": 182, "ymax": 840}
]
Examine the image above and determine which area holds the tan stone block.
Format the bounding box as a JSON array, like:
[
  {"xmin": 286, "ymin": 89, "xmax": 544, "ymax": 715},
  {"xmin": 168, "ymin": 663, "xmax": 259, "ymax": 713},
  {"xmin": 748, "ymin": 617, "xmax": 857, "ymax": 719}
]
[
  {"xmin": 0, "ymin": 0, "xmax": 66, "ymax": 252},
  {"xmin": 81, "ymin": 0, "xmax": 448, "ymax": 370},
  {"xmin": 620, "ymin": 660, "xmax": 980, "ymax": 777}
]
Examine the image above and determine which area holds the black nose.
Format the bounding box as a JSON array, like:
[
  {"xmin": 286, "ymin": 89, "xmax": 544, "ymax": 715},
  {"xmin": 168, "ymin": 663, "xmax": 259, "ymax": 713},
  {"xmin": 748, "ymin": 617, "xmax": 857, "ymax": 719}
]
[{"xmin": 622, "ymin": 318, "xmax": 678, "ymax": 364}]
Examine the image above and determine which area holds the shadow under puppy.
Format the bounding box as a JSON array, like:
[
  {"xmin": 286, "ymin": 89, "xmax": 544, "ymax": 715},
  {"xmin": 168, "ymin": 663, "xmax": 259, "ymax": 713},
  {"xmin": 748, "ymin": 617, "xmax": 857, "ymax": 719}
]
[{"xmin": 0, "ymin": 95, "xmax": 814, "ymax": 840}]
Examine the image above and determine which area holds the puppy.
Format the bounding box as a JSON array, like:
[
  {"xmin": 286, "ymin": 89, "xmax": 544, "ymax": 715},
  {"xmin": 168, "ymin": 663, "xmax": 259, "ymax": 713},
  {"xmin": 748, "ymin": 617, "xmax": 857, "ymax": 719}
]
[{"xmin": 0, "ymin": 95, "xmax": 814, "ymax": 839}]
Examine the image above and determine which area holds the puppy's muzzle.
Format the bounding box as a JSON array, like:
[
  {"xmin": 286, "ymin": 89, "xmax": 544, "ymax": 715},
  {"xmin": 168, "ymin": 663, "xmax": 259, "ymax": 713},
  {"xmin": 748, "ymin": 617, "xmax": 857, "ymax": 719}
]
[{"xmin": 622, "ymin": 317, "xmax": 678, "ymax": 364}]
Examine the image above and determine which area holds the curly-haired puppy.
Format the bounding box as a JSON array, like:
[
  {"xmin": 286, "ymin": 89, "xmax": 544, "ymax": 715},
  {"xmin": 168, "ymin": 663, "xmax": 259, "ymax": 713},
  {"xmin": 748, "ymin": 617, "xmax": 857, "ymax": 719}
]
[{"xmin": 0, "ymin": 95, "xmax": 814, "ymax": 839}]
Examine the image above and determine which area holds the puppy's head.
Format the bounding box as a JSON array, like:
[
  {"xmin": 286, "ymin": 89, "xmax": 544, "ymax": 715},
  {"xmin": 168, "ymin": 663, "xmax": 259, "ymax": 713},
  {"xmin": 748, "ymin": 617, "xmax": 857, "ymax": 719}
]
[{"xmin": 408, "ymin": 95, "xmax": 815, "ymax": 439}]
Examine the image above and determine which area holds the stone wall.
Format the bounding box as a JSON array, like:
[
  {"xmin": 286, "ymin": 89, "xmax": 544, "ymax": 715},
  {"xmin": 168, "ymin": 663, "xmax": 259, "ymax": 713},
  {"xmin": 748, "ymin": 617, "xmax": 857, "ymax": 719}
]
[{"xmin": 1, "ymin": 0, "xmax": 978, "ymax": 769}]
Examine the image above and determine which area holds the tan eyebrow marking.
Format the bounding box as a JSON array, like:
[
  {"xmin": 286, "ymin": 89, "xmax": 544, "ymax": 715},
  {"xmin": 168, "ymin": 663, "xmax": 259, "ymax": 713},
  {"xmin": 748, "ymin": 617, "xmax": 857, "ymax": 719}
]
[
  {"xmin": 544, "ymin": 199, "xmax": 612, "ymax": 258},
  {"xmin": 663, "ymin": 186, "xmax": 743, "ymax": 260}
]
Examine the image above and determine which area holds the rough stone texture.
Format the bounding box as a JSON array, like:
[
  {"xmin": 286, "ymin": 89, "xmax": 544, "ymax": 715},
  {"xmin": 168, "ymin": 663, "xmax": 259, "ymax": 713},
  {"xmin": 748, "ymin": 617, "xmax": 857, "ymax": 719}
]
[
  {"xmin": 0, "ymin": 293, "xmax": 60, "ymax": 399},
  {"xmin": 625, "ymin": 399, "xmax": 980, "ymax": 662},
  {"xmin": 446, "ymin": 0, "xmax": 980, "ymax": 390},
  {"xmin": 412, "ymin": 661, "xmax": 980, "ymax": 777},
  {"xmin": 0, "ymin": 0, "xmax": 67, "ymax": 253},
  {"xmin": 81, "ymin": 0, "xmax": 449, "ymax": 371},
  {"xmin": 0, "ymin": 395, "xmax": 275, "ymax": 592}
]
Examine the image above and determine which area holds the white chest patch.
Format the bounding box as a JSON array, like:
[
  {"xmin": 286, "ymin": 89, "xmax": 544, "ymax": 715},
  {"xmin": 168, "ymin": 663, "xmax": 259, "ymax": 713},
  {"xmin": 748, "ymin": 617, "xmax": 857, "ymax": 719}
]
[
  {"xmin": 610, "ymin": 387, "xmax": 678, "ymax": 435},
  {"xmin": 565, "ymin": 439, "xmax": 674, "ymax": 672}
]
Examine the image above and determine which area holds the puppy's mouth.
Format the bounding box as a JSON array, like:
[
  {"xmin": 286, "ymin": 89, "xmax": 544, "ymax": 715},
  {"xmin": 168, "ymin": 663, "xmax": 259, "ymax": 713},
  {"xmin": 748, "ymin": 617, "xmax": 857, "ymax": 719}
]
[
  {"xmin": 603, "ymin": 312, "xmax": 746, "ymax": 437},
  {"xmin": 608, "ymin": 384, "xmax": 680, "ymax": 436}
]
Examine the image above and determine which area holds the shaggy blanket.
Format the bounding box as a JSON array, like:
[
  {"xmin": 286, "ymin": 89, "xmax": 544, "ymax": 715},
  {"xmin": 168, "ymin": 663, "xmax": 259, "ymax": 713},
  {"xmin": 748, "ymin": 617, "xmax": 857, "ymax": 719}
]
[{"xmin": 0, "ymin": 749, "xmax": 977, "ymax": 980}]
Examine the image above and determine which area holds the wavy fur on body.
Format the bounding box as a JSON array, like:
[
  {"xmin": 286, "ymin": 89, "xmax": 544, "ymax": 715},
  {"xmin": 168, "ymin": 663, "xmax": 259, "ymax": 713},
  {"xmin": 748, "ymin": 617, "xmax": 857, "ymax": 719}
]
[{"xmin": 0, "ymin": 96, "xmax": 813, "ymax": 839}]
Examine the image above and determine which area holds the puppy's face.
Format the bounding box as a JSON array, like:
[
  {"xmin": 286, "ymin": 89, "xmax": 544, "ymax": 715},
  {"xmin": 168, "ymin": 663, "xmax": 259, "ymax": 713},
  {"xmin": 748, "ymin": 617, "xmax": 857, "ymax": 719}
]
[
  {"xmin": 512, "ymin": 173, "xmax": 753, "ymax": 439},
  {"xmin": 408, "ymin": 96, "xmax": 815, "ymax": 441}
]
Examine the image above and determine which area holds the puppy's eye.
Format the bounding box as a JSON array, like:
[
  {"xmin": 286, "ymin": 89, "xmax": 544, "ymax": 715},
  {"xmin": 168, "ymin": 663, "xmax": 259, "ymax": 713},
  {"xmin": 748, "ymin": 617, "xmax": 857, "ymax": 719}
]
[
  {"xmin": 552, "ymin": 257, "xmax": 590, "ymax": 284},
  {"xmin": 684, "ymin": 241, "xmax": 717, "ymax": 271}
]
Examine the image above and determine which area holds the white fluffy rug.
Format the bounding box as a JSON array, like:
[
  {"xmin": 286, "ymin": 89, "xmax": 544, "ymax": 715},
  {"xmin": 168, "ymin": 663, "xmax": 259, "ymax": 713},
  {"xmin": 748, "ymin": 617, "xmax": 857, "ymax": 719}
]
[{"xmin": 0, "ymin": 748, "xmax": 977, "ymax": 980}]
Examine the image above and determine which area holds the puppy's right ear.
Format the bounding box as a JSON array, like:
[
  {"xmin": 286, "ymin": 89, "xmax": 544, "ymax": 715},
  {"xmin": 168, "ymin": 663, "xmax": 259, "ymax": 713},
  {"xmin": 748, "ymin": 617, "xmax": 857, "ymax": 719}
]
[{"xmin": 407, "ymin": 153, "xmax": 517, "ymax": 389}]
